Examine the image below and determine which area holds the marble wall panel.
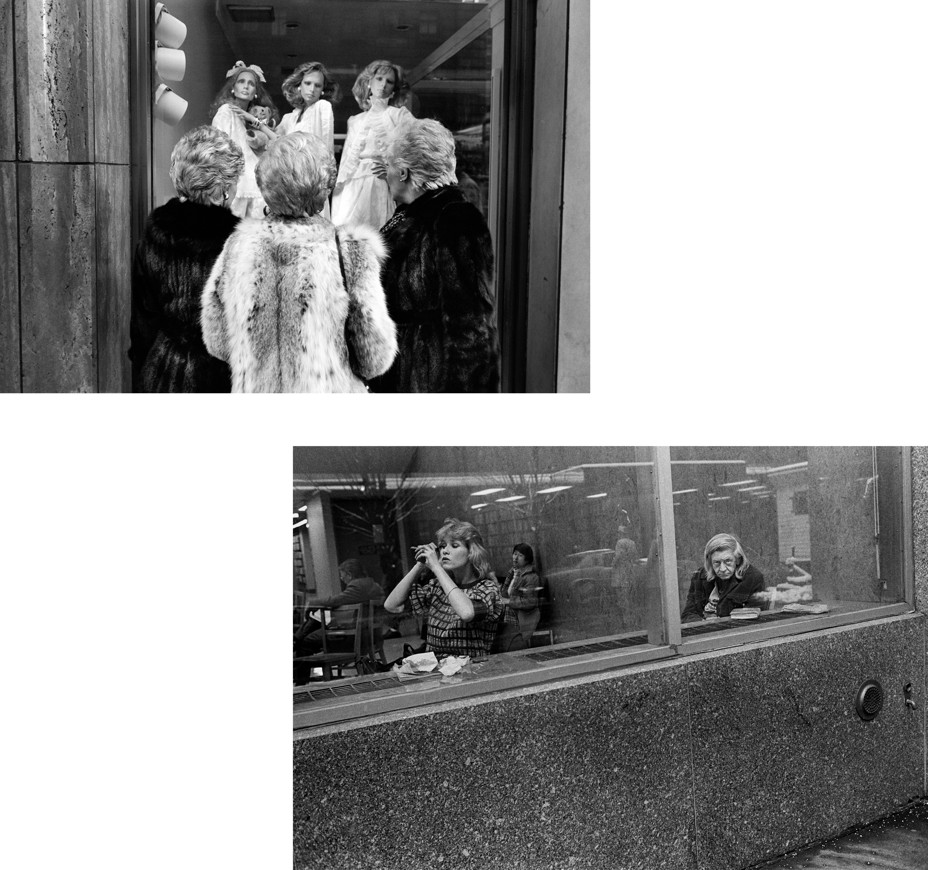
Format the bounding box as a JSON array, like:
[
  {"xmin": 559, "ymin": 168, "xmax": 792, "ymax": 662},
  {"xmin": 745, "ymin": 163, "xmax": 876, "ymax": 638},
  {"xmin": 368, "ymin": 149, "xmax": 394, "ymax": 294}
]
[
  {"xmin": 0, "ymin": 162, "xmax": 20, "ymax": 390},
  {"xmin": 18, "ymin": 162, "xmax": 94, "ymax": 391},
  {"xmin": 91, "ymin": 0, "xmax": 129, "ymax": 165},
  {"xmin": 14, "ymin": 0, "xmax": 93, "ymax": 162},
  {"xmin": 94, "ymin": 163, "xmax": 130, "ymax": 392},
  {"xmin": 295, "ymin": 665, "xmax": 696, "ymax": 870},
  {"xmin": 0, "ymin": 0, "xmax": 14, "ymax": 160},
  {"xmin": 688, "ymin": 618, "xmax": 925, "ymax": 870}
]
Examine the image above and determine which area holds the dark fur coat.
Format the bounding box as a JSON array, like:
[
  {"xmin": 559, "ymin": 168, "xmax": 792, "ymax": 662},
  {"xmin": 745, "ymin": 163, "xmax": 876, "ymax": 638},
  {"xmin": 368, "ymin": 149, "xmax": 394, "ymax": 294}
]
[
  {"xmin": 368, "ymin": 185, "xmax": 500, "ymax": 393},
  {"xmin": 129, "ymin": 198, "xmax": 239, "ymax": 392},
  {"xmin": 201, "ymin": 216, "xmax": 396, "ymax": 392}
]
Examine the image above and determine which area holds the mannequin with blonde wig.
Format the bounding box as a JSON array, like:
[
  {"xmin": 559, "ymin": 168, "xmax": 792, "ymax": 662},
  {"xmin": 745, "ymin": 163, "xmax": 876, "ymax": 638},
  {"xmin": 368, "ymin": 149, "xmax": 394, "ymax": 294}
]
[
  {"xmin": 278, "ymin": 61, "xmax": 340, "ymax": 219},
  {"xmin": 331, "ymin": 59, "xmax": 413, "ymax": 228}
]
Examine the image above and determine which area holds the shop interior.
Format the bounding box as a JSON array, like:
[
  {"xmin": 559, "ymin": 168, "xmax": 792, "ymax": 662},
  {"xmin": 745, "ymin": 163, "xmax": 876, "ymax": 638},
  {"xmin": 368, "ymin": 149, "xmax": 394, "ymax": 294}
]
[{"xmin": 151, "ymin": 1, "xmax": 497, "ymax": 219}]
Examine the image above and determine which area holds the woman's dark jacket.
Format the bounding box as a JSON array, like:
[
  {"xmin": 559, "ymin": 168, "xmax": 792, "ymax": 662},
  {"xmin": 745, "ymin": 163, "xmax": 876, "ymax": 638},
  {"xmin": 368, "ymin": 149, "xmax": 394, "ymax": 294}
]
[
  {"xmin": 368, "ymin": 185, "xmax": 500, "ymax": 393},
  {"xmin": 680, "ymin": 564, "xmax": 765, "ymax": 622},
  {"xmin": 129, "ymin": 198, "xmax": 238, "ymax": 392}
]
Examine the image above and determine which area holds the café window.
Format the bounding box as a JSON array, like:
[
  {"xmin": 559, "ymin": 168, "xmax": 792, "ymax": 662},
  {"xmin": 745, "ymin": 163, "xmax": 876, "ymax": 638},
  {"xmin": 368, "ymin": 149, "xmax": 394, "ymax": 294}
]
[{"xmin": 293, "ymin": 447, "xmax": 913, "ymax": 729}]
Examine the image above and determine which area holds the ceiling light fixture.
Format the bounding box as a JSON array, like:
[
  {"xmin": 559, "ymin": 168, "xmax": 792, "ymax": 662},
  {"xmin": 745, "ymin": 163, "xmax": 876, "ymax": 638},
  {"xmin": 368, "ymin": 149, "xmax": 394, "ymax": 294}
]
[
  {"xmin": 293, "ymin": 519, "xmax": 307, "ymax": 529},
  {"xmin": 470, "ymin": 487, "xmax": 506, "ymax": 496},
  {"xmin": 495, "ymin": 495, "xmax": 525, "ymax": 502},
  {"xmin": 586, "ymin": 492, "xmax": 608, "ymax": 499},
  {"xmin": 535, "ymin": 485, "xmax": 572, "ymax": 494}
]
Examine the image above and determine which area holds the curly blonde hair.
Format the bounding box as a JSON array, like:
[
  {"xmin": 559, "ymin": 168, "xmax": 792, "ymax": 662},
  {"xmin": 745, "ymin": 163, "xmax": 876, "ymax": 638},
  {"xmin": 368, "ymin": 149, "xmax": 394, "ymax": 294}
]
[
  {"xmin": 255, "ymin": 132, "xmax": 336, "ymax": 217},
  {"xmin": 169, "ymin": 126, "xmax": 244, "ymax": 206},
  {"xmin": 385, "ymin": 118, "xmax": 457, "ymax": 191}
]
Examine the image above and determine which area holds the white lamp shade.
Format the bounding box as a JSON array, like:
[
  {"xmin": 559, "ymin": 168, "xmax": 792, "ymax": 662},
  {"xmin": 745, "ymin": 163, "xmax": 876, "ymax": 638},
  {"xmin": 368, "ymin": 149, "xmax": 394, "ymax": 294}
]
[
  {"xmin": 155, "ymin": 46, "xmax": 186, "ymax": 82},
  {"xmin": 154, "ymin": 84, "xmax": 188, "ymax": 126},
  {"xmin": 155, "ymin": 3, "xmax": 187, "ymax": 49}
]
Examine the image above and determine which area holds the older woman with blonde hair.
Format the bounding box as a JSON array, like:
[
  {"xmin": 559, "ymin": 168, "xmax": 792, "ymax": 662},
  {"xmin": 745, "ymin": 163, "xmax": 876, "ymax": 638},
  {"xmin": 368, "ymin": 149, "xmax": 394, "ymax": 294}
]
[
  {"xmin": 680, "ymin": 532, "xmax": 765, "ymax": 622},
  {"xmin": 369, "ymin": 117, "xmax": 500, "ymax": 392},
  {"xmin": 201, "ymin": 132, "xmax": 397, "ymax": 392},
  {"xmin": 130, "ymin": 125, "xmax": 243, "ymax": 392}
]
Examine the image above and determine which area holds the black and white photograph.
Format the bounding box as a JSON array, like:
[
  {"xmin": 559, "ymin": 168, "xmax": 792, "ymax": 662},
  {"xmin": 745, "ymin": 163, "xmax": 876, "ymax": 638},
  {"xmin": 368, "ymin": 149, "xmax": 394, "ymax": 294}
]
[
  {"xmin": 5, "ymin": 1, "xmax": 928, "ymax": 869},
  {"xmin": 2, "ymin": 0, "xmax": 589, "ymax": 393},
  {"xmin": 291, "ymin": 445, "xmax": 926, "ymax": 869}
]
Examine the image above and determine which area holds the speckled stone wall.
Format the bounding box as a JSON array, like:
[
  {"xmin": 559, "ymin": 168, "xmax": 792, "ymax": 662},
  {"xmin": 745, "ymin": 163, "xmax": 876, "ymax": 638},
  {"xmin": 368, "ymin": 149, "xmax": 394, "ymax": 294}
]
[
  {"xmin": 689, "ymin": 618, "xmax": 924, "ymax": 869},
  {"xmin": 912, "ymin": 447, "xmax": 928, "ymax": 617},
  {"xmin": 4, "ymin": 0, "xmax": 130, "ymax": 392},
  {"xmin": 296, "ymin": 665, "xmax": 698, "ymax": 870},
  {"xmin": 296, "ymin": 614, "xmax": 927, "ymax": 870}
]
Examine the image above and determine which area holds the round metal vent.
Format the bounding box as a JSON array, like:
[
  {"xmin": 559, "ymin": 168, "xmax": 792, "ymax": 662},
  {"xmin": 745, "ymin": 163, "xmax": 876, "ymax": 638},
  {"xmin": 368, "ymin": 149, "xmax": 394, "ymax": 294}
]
[{"xmin": 855, "ymin": 680, "xmax": 884, "ymax": 721}]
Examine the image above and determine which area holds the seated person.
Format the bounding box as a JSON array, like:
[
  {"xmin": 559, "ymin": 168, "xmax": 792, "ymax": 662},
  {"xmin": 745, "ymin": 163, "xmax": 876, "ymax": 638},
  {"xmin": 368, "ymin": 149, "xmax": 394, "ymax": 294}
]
[
  {"xmin": 294, "ymin": 559, "xmax": 385, "ymax": 682},
  {"xmin": 384, "ymin": 517, "xmax": 502, "ymax": 659},
  {"xmin": 681, "ymin": 533, "xmax": 765, "ymax": 622}
]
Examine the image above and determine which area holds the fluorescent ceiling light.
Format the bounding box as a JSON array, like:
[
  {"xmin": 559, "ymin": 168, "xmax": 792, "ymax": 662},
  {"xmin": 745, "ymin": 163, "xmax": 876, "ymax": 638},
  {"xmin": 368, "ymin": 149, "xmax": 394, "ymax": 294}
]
[
  {"xmin": 535, "ymin": 485, "xmax": 572, "ymax": 494},
  {"xmin": 764, "ymin": 461, "xmax": 809, "ymax": 476},
  {"xmin": 470, "ymin": 503, "xmax": 488, "ymax": 509},
  {"xmin": 495, "ymin": 495, "xmax": 525, "ymax": 502},
  {"xmin": 292, "ymin": 513, "xmax": 298, "ymax": 518},
  {"xmin": 672, "ymin": 488, "xmax": 698, "ymax": 495},
  {"xmin": 720, "ymin": 479, "xmax": 757, "ymax": 488},
  {"xmin": 708, "ymin": 495, "xmax": 731, "ymax": 501},
  {"xmin": 586, "ymin": 492, "xmax": 608, "ymax": 499},
  {"xmin": 298, "ymin": 505, "xmax": 307, "ymax": 512},
  {"xmin": 470, "ymin": 487, "xmax": 506, "ymax": 496},
  {"xmin": 737, "ymin": 485, "xmax": 768, "ymax": 492},
  {"xmin": 293, "ymin": 519, "xmax": 307, "ymax": 529}
]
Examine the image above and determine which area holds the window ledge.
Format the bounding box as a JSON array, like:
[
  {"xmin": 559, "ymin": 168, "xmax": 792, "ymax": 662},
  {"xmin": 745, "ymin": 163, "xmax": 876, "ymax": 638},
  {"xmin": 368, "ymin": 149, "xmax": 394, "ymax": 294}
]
[
  {"xmin": 676, "ymin": 602, "xmax": 913, "ymax": 656},
  {"xmin": 294, "ymin": 640, "xmax": 672, "ymax": 733}
]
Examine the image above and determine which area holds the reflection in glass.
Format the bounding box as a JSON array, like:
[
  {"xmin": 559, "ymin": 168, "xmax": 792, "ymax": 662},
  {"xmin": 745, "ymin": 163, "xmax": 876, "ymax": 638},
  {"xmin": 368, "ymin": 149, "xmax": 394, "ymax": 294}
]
[
  {"xmin": 293, "ymin": 447, "xmax": 661, "ymax": 655},
  {"xmin": 669, "ymin": 446, "xmax": 902, "ymax": 620}
]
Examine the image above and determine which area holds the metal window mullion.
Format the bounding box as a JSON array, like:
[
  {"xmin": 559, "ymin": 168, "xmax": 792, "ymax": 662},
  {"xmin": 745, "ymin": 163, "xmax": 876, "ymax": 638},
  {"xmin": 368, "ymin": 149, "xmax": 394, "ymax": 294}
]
[{"xmin": 653, "ymin": 446, "xmax": 682, "ymax": 647}]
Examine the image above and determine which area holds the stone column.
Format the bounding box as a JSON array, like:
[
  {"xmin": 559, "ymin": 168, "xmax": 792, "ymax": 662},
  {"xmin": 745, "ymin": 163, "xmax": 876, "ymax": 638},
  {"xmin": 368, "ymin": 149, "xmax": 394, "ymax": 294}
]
[{"xmin": 3, "ymin": 0, "xmax": 131, "ymax": 392}]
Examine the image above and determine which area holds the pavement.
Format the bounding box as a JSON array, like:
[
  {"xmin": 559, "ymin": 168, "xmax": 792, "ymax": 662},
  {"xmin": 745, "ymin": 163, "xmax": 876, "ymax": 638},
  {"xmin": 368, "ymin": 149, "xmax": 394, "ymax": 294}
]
[{"xmin": 750, "ymin": 800, "xmax": 928, "ymax": 869}]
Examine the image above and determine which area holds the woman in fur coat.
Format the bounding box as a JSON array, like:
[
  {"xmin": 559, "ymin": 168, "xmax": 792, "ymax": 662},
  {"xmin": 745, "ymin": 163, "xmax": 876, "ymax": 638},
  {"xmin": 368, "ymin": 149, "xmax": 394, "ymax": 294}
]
[
  {"xmin": 368, "ymin": 118, "xmax": 499, "ymax": 393},
  {"xmin": 201, "ymin": 132, "xmax": 397, "ymax": 392},
  {"xmin": 129, "ymin": 126, "xmax": 243, "ymax": 392}
]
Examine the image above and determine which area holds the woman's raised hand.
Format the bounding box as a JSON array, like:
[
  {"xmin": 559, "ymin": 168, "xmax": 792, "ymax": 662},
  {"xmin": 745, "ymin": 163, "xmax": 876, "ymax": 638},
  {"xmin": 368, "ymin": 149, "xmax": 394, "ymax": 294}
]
[
  {"xmin": 369, "ymin": 158, "xmax": 387, "ymax": 180},
  {"xmin": 231, "ymin": 105, "xmax": 258, "ymax": 126},
  {"xmin": 414, "ymin": 542, "xmax": 441, "ymax": 571}
]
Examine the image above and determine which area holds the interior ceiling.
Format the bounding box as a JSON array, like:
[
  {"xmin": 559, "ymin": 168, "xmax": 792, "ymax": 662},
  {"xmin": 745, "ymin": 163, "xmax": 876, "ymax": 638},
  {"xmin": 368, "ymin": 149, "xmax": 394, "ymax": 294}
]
[{"xmin": 218, "ymin": 0, "xmax": 489, "ymax": 123}]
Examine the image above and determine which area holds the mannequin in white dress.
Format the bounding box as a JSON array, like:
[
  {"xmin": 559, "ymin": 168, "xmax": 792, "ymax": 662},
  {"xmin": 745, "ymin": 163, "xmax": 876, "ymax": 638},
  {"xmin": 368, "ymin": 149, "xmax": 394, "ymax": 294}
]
[
  {"xmin": 278, "ymin": 61, "xmax": 341, "ymax": 220},
  {"xmin": 331, "ymin": 59, "xmax": 413, "ymax": 230},
  {"xmin": 209, "ymin": 61, "xmax": 274, "ymax": 218}
]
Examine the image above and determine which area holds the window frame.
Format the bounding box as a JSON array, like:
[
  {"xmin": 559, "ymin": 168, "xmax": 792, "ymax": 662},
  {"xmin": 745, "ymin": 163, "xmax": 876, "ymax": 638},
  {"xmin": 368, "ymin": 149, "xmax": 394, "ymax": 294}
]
[{"xmin": 293, "ymin": 447, "xmax": 915, "ymax": 734}]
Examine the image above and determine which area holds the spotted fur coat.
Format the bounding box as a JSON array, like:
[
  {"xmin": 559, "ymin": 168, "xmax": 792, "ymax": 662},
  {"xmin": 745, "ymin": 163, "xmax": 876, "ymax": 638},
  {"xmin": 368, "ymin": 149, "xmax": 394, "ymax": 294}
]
[{"xmin": 201, "ymin": 215, "xmax": 397, "ymax": 392}]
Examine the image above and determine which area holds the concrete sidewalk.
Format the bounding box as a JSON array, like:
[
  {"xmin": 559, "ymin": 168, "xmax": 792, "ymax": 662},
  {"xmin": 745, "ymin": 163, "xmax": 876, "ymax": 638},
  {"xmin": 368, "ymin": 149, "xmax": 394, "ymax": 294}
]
[{"xmin": 750, "ymin": 801, "xmax": 928, "ymax": 869}]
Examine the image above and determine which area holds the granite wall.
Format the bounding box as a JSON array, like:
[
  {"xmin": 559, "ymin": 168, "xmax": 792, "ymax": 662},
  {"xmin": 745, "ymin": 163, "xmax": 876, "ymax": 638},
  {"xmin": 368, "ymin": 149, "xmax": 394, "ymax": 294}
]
[
  {"xmin": 2, "ymin": 0, "xmax": 131, "ymax": 392},
  {"xmin": 295, "ymin": 449, "xmax": 928, "ymax": 870}
]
